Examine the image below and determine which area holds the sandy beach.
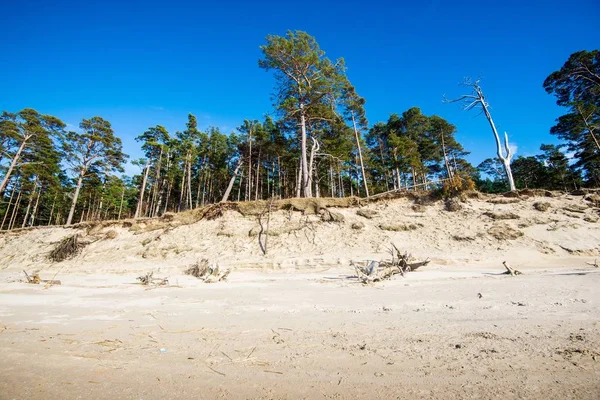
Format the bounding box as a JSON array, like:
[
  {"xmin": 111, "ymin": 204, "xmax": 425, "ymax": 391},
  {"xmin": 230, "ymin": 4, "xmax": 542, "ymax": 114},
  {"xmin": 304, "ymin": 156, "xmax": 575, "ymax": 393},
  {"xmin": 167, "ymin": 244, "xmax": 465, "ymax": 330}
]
[
  {"xmin": 1, "ymin": 267, "xmax": 599, "ymax": 399},
  {"xmin": 1, "ymin": 192, "xmax": 599, "ymax": 399}
]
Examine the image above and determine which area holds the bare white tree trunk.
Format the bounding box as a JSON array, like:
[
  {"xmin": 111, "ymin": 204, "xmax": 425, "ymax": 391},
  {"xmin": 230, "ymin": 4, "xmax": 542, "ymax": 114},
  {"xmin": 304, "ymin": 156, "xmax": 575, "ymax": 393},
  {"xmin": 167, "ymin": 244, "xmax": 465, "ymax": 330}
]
[
  {"xmin": 300, "ymin": 103, "xmax": 312, "ymax": 197},
  {"xmin": 480, "ymin": 101, "xmax": 515, "ymax": 191},
  {"xmin": 445, "ymin": 81, "xmax": 516, "ymax": 191},
  {"xmin": 351, "ymin": 112, "xmax": 369, "ymax": 197},
  {"xmin": 440, "ymin": 130, "xmax": 453, "ymax": 178}
]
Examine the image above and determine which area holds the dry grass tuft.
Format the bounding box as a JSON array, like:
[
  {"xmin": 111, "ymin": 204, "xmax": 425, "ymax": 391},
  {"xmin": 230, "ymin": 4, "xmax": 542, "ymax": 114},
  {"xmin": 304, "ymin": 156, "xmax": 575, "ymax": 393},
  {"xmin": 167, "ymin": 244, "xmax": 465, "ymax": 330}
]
[
  {"xmin": 533, "ymin": 202, "xmax": 551, "ymax": 212},
  {"xmin": 483, "ymin": 211, "xmax": 520, "ymax": 220},
  {"xmin": 104, "ymin": 230, "xmax": 118, "ymax": 240},
  {"xmin": 487, "ymin": 223, "xmax": 523, "ymax": 240}
]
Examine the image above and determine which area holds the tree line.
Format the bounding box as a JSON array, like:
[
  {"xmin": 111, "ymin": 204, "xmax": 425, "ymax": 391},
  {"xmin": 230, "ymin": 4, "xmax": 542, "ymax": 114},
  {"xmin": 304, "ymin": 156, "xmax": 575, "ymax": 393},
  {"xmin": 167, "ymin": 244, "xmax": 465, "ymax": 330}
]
[{"xmin": 1, "ymin": 31, "xmax": 598, "ymax": 230}]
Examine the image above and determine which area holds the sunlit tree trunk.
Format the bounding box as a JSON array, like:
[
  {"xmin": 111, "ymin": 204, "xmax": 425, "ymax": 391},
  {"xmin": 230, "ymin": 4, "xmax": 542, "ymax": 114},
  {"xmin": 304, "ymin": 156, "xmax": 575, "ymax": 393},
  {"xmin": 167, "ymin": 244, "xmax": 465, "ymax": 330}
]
[
  {"xmin": 221, "ymin": 159, "xmax": 244, "ymax": 203},
  {"xmin": 21, "ymin": 177, "xmax": 37, "ymax": 228},
  {"xmin": 0, "ymin": 137, "xmax": 29, "ymax": 195},
  {"xmin": 351, "ymin": 112, "xmax": 369, "ymax": 197},
  {"xmin": 66, "ymin": 172, "xmax": 85, "ymax": 225},
  {"xmin": 8, "ymin": 190, "xmax": 22, "ymax": 230},
  {"xmin": 47, "ymin": 193, "xmax": 57, "ymax": 226},
  {"xmin": 1, "ymin": 181, "xmax": 18, "ymax": 230}
]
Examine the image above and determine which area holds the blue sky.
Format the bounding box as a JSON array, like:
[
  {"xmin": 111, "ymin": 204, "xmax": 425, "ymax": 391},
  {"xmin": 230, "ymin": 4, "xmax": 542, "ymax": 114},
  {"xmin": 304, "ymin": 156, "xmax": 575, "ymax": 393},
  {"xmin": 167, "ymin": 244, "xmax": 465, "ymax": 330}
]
[{"xmin": 2, "ymin": 0, "xmax": 599, "ymax": 176}]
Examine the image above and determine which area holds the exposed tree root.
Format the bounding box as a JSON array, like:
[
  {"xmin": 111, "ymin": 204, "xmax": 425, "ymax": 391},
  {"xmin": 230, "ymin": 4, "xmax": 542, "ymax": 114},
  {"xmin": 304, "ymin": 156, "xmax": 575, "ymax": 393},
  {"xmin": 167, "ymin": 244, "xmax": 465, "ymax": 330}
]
[
  {"xmin": 185, "ymin": 259, "xmax": 230, "ymax": 283},
  {"xmin": 48, "ymin": 234, "xmax": 87, "ymax": 262},
  {"xmin": 352, "ymin": 244, "xmax": 430, "ymax": 284}
]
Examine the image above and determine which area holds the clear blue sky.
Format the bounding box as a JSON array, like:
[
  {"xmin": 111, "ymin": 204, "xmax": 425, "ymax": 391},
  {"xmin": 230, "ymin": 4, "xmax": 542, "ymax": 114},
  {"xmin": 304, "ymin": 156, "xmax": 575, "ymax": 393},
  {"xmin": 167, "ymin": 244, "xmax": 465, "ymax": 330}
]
[{"xmin": 2, "ymin": 0, "xmax": 599, "ymax": 175}]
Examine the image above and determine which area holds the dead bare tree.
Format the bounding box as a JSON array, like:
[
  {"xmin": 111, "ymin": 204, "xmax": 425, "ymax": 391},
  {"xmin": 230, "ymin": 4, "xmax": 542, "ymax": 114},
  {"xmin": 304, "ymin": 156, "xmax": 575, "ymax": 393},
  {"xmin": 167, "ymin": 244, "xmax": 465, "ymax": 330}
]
[{"xmin": 444, "ymin": 79, "xmax": 516, "ymax": 191}]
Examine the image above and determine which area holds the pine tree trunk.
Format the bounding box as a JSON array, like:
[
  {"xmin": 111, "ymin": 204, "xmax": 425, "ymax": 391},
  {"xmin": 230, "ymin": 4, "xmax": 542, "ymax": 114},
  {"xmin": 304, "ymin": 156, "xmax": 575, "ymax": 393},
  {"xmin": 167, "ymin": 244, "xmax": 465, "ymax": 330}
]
[
  {"xmin": 47, "ymin": 193, "xmax": 57, "ymax": 226},
  {"xmin": 0, "ymin": 137, "xmax": 29, "ymax": 195},
  {"xmin": 164, "ymin": 181, "xmax": 172, "ymax": 214},
  {"xmin": 221, "ymin": 159, "xmax": 244, "ymax": 203},
  {"xmin": 118, "ymin": 185, "xmax": 125, "ymax": 220},
  {"xmin": 29, "ymin": 186, "xmax": 42, "ymax": 226},
  {"xmin": 255, "ymin": 149, "xmax": 261, "ymax": 201},
  {"xmin": 1, "ymin": 181, "xmax": 17, "ymax": 230},
  {"xmin": 237, "ymin": 173, "xmax": 243, "ymax": 202},
  {"xmin": 187, "ymin": 153, "xmax": 193, "ymax": 209},
  {"xmin": 151, "ymin": 149, "xmax": 163, "ymax": 215},
  {"xmin": 8, "ymin": 190, "xmax": 22, "ymax": 230},
  {"xmin": 351, "ymin": 112, "xmax": 369, "ymax": 197},
  {"xmin": 329, "ymin": 162, "xmax": 334, "ymax": 197},
  {"xmin": 195, "ymin": 168, "xmax": 203, "ymax": 208},
  {"xmin": 277, "ymin": 156, "xmax": 282, "ymax": 199},
  {"xmin": 296, "ymin": 162, "xmax": 302, "ymax": 198},
  {"xmin": 135, "ymin": 162, "xmax": 150, "ymax": 218},
  {"xmin": 248, "ymin": 129, "xmax": 252, "ymax": 202},
  {"xmin": 178, "ymin": 162, "xmax": 186, "ymax": 212},
  {"xmin": 80, "ymin": 198, "xmax": 87, "ymax": 223},
  {"xmin": 66, "ymin": 173, "xmax": 85, "ymax": 225},
  {"xmin": 21, "ymin": 178, "xmax": 38, "ymax": 228}
]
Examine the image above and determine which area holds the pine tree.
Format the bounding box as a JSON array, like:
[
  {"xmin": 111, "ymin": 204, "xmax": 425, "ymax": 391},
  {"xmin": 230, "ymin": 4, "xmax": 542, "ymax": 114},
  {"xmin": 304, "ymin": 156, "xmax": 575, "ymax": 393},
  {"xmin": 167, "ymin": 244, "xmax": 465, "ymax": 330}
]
[{"xmin": 62, "ymin": 117, "xmax": 127, "ymax": 225}]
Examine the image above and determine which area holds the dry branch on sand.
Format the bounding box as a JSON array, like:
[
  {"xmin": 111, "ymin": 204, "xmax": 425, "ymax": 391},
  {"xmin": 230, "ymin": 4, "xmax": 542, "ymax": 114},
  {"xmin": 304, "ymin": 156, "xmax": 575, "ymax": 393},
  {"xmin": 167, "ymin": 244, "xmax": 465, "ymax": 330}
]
[
  {"xmin": 137, "ymin": 271, "xmax": 169, "ymax": 286},
  {"xmin": 22, "ymin": 270, "xmax": 61, "ymax": 285},
  {"xmin": 48, "ymin": 234, "xmax": 88, "ymax": 262},
  {"xmin": 185, "ymin": 259, "xmax": 231, "ymax": 283},
  {"xmin": 586, "ymin": 260, "xmax": 599, "ymax": 268},
  {"xmin": 502, "ymin": 261, "xmax": 522, "ymax": 276},
  {"xmin": 352, "ymin": 244, "xmax": 430, "ymax": 283}
]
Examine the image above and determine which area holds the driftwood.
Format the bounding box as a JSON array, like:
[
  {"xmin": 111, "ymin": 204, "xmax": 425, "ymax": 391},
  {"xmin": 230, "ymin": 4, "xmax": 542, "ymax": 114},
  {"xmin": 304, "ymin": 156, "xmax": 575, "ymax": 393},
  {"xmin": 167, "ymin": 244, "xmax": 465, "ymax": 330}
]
[
  {"xmin": 185, "ymin": 259, "xmax": 230, "ymax": 283},
  {"xmin": 502, "ymin": 261, "xmax": 522, "ymax": 276},
  {"xmin": 586, "ymin": 259, "xmax": 599, "ymax": 268},
  {"xmin": 353, "ymin": 244, "xmax": 430, "ymax": 283},
  {"xmin": 23, "ymin": 270, "xmax": 61, "ymax": 285},
  {"xmin": 137, "ymin": 271, "xmax": 169, "ymax": 286}
]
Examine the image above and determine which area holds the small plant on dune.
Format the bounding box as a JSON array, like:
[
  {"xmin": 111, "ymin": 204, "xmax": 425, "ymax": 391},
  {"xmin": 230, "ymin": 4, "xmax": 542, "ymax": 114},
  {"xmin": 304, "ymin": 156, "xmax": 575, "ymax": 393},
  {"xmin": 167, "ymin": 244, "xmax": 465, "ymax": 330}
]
[{"xmin": 441, "ymin": 175, "xmax": 476, "ymax": 198}]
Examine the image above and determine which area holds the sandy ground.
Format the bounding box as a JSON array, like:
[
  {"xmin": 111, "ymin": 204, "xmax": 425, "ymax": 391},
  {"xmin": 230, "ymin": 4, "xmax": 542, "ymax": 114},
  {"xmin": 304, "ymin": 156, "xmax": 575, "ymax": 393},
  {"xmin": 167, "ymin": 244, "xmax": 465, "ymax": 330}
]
[
  {"xmin": 1, "ymin": 192, "xmax": 599, "ymax": 398},
  {"xmin": 1, "ymin": 266, "xmax": 599, "ymax": 399}
]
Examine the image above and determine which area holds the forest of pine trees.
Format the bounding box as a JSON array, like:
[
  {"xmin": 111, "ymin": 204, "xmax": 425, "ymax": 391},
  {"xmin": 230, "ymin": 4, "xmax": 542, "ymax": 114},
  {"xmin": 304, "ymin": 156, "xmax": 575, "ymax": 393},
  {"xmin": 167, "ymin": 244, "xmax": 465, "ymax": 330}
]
[{"xmin": 1, "ymin": 32, "xmax": 598, "ymax": 231}]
